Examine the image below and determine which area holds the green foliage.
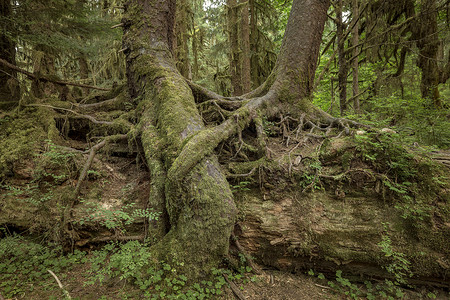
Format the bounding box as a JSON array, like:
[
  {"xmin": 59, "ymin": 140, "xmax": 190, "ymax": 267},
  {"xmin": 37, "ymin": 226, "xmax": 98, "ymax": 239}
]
[
  {"xmin": 378, "ymin": 223, "xmax": 412, "ymax": 288},
  {"xmin": 0, "ymin": 235, "xmax": 86, "ymax": 298},
  {"xmin": 299, "ymin": 159, "xmax": 323, "ymax": 191},
  {"xmin": 76, "ymin": 201, "xmax": 160, "ymax": 232},
  {"xmin": 32, "ymin": 139, "xmax": 77, "ymax": 184},
  {"xmin": 307, "ymin": 267, "xmax": 413, "ymax": 300},
  {"xmin": 364, "ymin": 95, "xmax": 450, "ymax": 149},
  {"xmin": 353, "ymin": 131, "xmax": 445, "ymax": 220},
  {"xmin": 85, "ymin": 241, "xmax": 254, "ymax": 299},
  {"xmin": 231, "ymin": 181, "xmax": 251, "ymax": 192}
]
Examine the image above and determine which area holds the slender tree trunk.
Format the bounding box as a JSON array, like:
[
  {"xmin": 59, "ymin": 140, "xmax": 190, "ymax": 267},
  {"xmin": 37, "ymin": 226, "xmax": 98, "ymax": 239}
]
[
  {"xmin": 240, "ymin": 0, "xmax": 251, "ymax": 93},
  {"xmin": 270, "ymin": 0, "xmax": 330, "ymax": 101},
  {"xmin": 79, "ymin": 56, "xmax": 90, "ymax": 97},
  {"xmin": 175, "ymin": 0, "xmax": 191, "ymax": 79},
  {"xmin": 336, "ymin": 0, "xmax": 348, "ymax": 115},
  {"xmin": 249, "ymin": 0, "xmax": 259, "ymax": 89},
  {"xmin": 191, "ymin": 1, "xmax": 199, "ymax": 80},
  {"xmin": 415, "ymin": 0, "xmax": 441, "ymax": 107},
  {"xmin": 352, "ymin": 0, "xmax": 360, "ymax": 113},
  {"xmin": 0, "ymin": 0, "xmax": 20, "ymax": 103},
  {"xmin": 31, "ymin": 45, "xmax": 58, "ymax": 99},
  {"xmin": 227, "ymin": 0, "xmax": 243, "ymax": 95}
]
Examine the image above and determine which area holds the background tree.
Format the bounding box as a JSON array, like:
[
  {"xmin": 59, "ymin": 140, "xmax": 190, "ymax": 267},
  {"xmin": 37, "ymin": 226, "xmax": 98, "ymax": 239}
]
[{"xmin": 0, "ymin": 0, "xmax": 20, "ymax": 105}]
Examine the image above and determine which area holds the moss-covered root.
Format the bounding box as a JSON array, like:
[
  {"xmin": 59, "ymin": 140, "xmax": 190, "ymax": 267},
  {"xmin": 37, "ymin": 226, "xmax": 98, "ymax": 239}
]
[{"xmin": 152, "ymin": 155, "xmax": 237, "ymax": 280}]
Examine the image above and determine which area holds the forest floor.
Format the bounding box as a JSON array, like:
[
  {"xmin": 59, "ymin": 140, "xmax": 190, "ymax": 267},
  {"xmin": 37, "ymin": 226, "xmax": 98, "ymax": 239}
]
[
  {"xmin": 1, "ymin": 111, "xmax": 449, "ymax": 300},
  {"xmin": 18, "ymin": 267, "xmax": 450, "ymax": 299}
]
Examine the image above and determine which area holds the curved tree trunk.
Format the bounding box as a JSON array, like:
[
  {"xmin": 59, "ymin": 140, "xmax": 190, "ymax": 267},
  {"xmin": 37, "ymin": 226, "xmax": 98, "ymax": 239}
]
[{"xmin": 123, "ymin": 0, "xmax": 329, "ymax": 278}]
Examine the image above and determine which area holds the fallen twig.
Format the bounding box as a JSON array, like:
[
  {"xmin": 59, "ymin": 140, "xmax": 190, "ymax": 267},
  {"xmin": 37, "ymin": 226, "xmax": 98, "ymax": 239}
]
[{"xmin": 47, "ymin": 269, "xmax": 72, "ymax": 299}]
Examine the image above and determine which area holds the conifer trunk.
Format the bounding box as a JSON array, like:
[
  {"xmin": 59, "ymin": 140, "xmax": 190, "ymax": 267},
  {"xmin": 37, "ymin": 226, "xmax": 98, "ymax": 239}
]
[
  {"xmin": 241, "ymin": 0, "xmax": 251, "ymax": 93},
  {"xmin": 352, "ymin": 0, "xmax": 360, "ymax": 113},
  {"xmin": 0, "ymin": 0, "xmax": 20, "ymax": 103}
]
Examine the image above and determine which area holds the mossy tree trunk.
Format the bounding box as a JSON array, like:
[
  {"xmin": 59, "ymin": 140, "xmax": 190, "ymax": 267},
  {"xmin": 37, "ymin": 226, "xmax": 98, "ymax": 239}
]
[
  {"xmin": 123, "ymin": 0, "xmax": 237, "ymax": 277},
  {"xmin": 123, "ymin": 0, "xmax": 330, "ymax": 278},
  {"xmin": 415, "ymin": 0, "xmax": 442, "ymax": 107}
]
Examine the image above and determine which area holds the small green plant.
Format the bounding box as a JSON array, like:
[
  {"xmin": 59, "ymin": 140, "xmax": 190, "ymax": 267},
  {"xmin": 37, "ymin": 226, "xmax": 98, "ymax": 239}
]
[
  {"xmin": 231, "ymin": 181, "xmax": 251, "ymax": 192},
  {"xmin": 0, "ymin": 183, "xmax": 53, "ymax": 205},
  {"xmin": 299, "ymin": 159, "xmax": 323, "ymax": 191},
  {"xmin": 262, "ymin": 117, "xmax": 277, "ymax": 136}
]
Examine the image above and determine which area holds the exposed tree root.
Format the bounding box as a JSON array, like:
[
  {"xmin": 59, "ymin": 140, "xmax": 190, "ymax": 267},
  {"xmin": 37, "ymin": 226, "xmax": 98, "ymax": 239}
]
[{"xmin": 231, "ymin": 232, "xmax": 263, "ymax": 275}]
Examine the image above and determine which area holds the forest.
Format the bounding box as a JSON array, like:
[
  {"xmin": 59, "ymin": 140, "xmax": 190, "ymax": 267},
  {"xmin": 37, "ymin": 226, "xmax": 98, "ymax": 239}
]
[{"xmin": 0, "ymin": 0, "xmax": 449, "ymax": 299}]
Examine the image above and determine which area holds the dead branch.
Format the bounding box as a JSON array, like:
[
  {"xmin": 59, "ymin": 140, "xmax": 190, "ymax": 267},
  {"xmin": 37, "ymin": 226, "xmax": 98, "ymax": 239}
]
[
  {"xmin": 111, "ymin": 23, "xmax": 124, "ymax": 29},
  {"xmin": 227, "ymin": 167, "xmax": 257, "ymax": 178},
  {"xmin": 47, "ymin": 270, "xmax": 72, "ymax": 299},
  {"xmin": 74, "ymin": 134, "xmax": 127, "ymax": 198},
  {"xmin": 0, "ymin": 58, "xmax": 110, "ymax": 91},
  {"xmin": 187, "ymin": 80, "xmax": 243, "ymax": 103},
  {"xmin": 26, "ymin": 104, "xmax": 114, "ymax": 125}
]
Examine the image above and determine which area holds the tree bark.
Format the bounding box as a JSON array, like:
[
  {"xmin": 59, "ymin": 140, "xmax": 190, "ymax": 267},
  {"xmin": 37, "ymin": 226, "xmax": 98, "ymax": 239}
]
[
  {"xmin": 415, "ymin": 0, "xmax": 441, "ymax": 107},
  {"xmin": 0, "ymin": 0, "xmax": 20, "ymax": 103},
  {"xmin": 175, "ymin": 0, "xmax": 191, "ymax": 79},
  {"xmin": 249, "ymin": 0, "xmax": 259, "ymax": 89}
]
